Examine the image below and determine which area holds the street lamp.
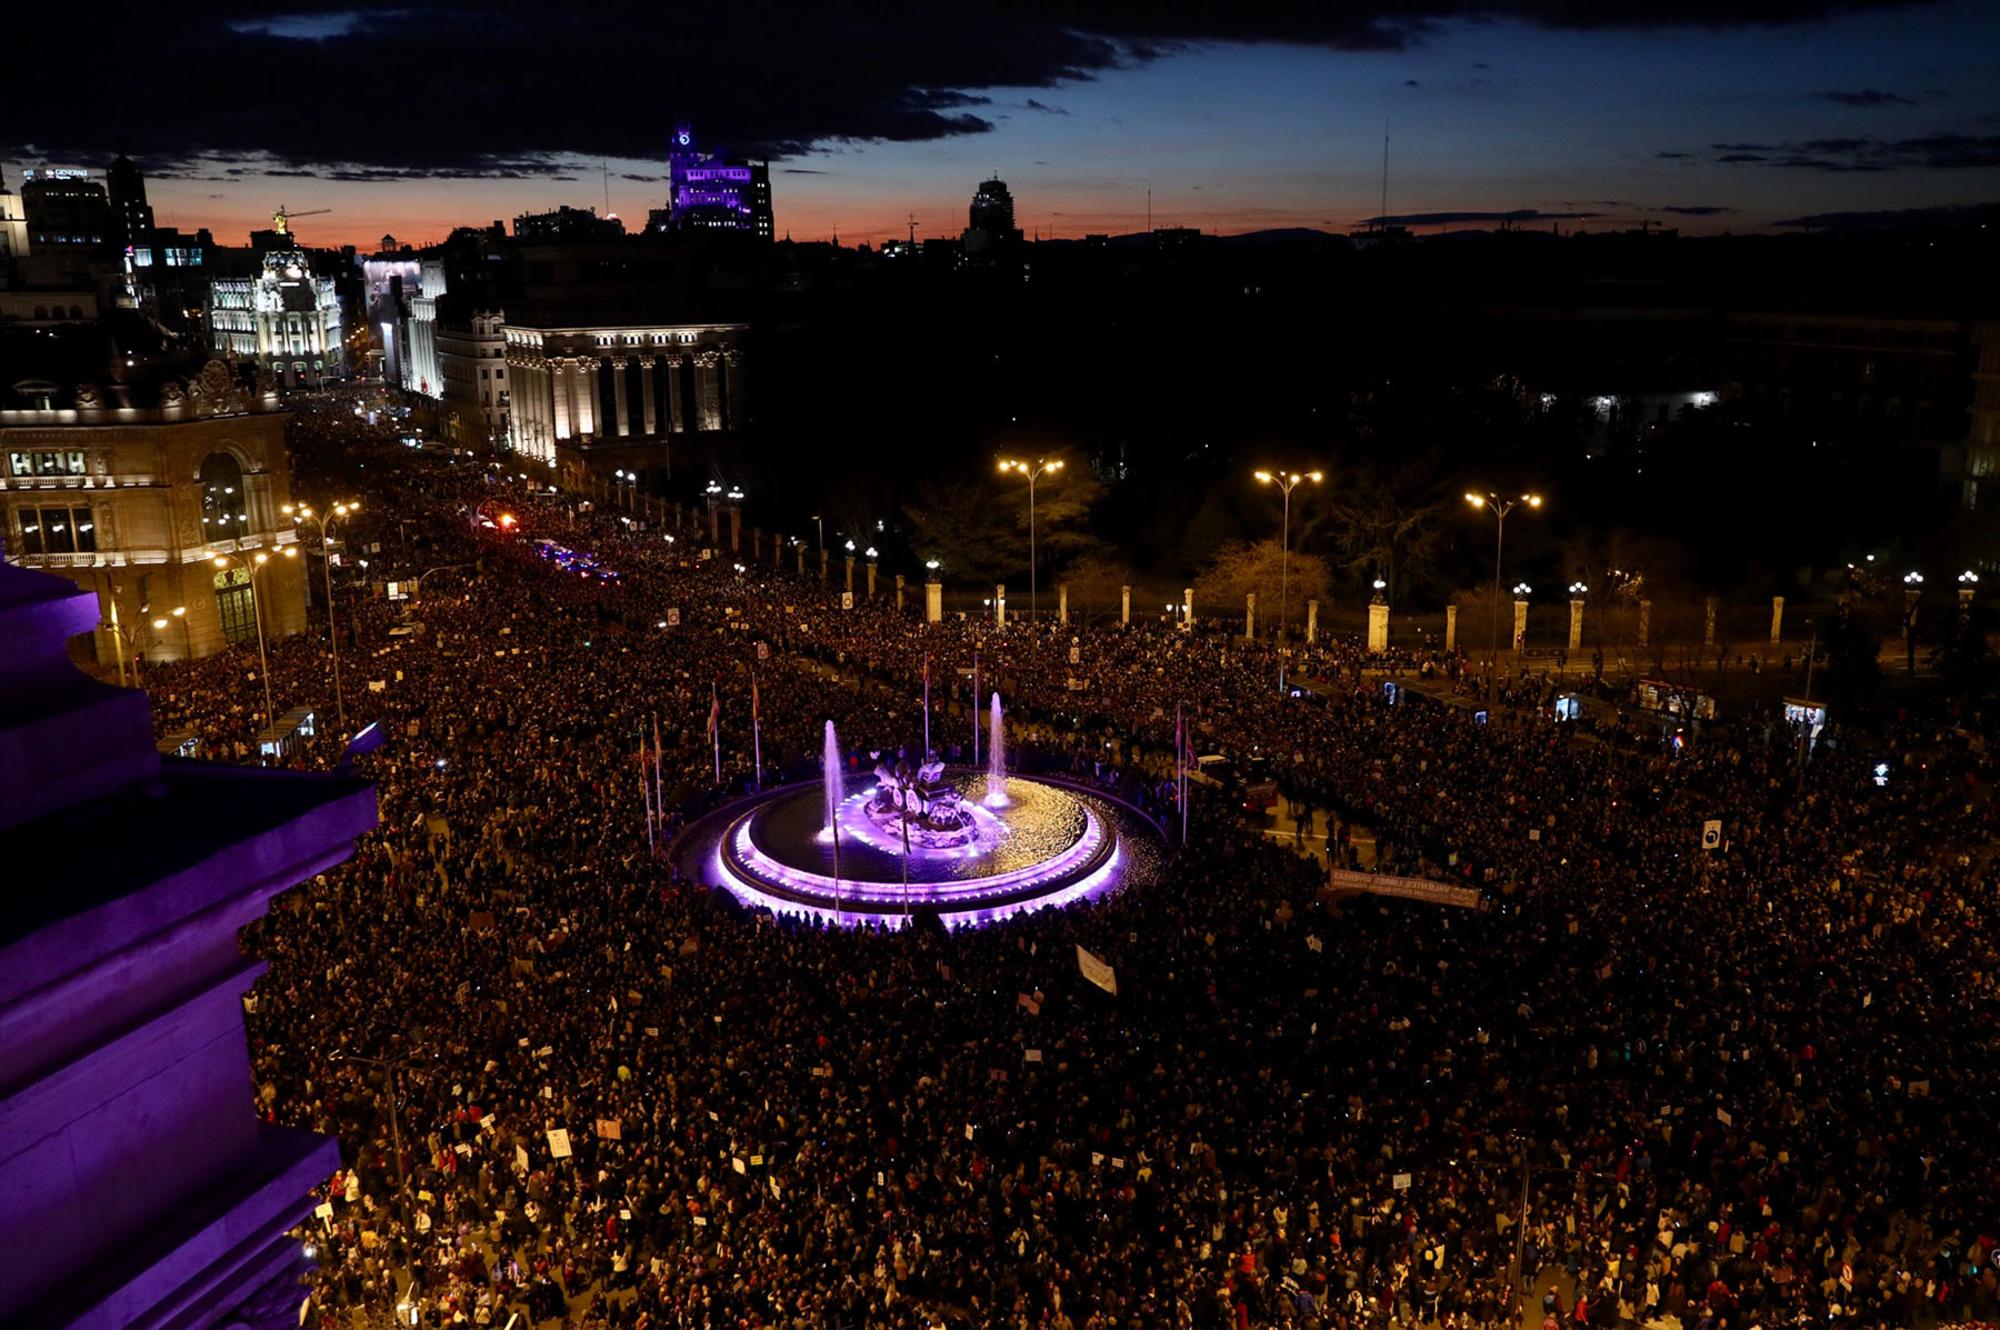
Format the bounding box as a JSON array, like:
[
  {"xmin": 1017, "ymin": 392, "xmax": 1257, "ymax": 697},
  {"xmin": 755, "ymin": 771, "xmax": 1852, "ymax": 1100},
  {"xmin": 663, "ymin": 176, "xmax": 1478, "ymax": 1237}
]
[
  {"xmin": 1254, "ymin": 469, "xmax": 1323, "ymax": 643},
  {"xmin": 151, "ymin": 604, "xmax": 190, "ymax": 661},
  {"xmin": 1465, "ymin": 491, "xmax": 1543, "ymax": 703},
  {"xmin": 997, "ymin": 457, "xmax": 1066, "ymax": 622},
  {"xmin": 283, "ymin": 500, "xmax": 359, "ymax": 731},
  {"xmin": 212, "ymin": 545, "xmax": 298, "ymax": 726}
]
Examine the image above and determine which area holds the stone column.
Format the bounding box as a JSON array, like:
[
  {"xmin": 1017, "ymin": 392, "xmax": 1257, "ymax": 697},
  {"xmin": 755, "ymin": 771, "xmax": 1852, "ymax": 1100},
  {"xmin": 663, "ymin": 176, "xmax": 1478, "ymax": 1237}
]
[
  {"xmin": 1770, "ymin": 595, "xmax": 1784, "ymax": 646},
  {"xmin": 1244, "ymin": 593, "xmax": 1257, "ymax": 641},
  {"xmin": 926, "ymin": 578, "xmax": 943, "ymax": 624},
  {"xmin": 1959, "ymin": 583, "xmax": 1976, "ymax": 618},
  {"xmin": 728, "ymin": 506, "xmax": 741, "ymax": 554},
  {"xmin": 996, "ymin": 585, "xmax": 1006, "ymax": 628},
  {"xmin": 572, "ymin": 359, "xmax": 597, "ymax": 436},
  {"xmin": 796, "ymin": 544, "xmax": 806, "ymax": 576},
  {"xmin": 1513, "ymin": 596, "xmax": 1529, "ymax": 653},
  {"xmin": 665, "ymin": 355, "xmax": 686, "ymax": 433},
  {"xmin": 845, "ymin": 555, "xmax": 855, "ymax": 595},
  {"xmin": 866, "ymin": 561, "xmax": 877, "ymax": 600},
  {"xmin": 1568, "ymin": 597, "xmax": 1584, "ymax": 653},
  {"xmin": 1058, "ymin": 584, "xmax": 1068, "ymax": 626},
  {"xmin": 694, "ymin": 352, "xmax": 722, "ymax": 431},
  {"xmin": 819, "ymin": 549, "xmax": 828, "ymax": 581},
  {"xmin": 611, "ymin": 357, "xmax": 631, "ymax": 436},
  {"xmin": 1368, "ymin": 601, "xmax": 1390, "ymax": 653},
  {"xmin": 1703, "ymin": 597, "xmax": 1717, "ymax": 647},
  {"xmin": 723, "ymin": 349, "xmax": 746, "ymax": 430},
  {"xmin": 1306, "ymin": 600, "xmax": 1319, "ymax": 645},
  {"xmin": 1445, "ymin": 604, "xmax": 1457, "ymax": 653},
  {"xmin": 1638, "ymin": 599, "xmax": 1651, "ymax": 648},
  {"xmin": 639, "ymin": 357, "xmax": 658, "ymax": 434},
  {"xmin": 753, "ymin": 528, "xmax": 763, "ymax": 562},
  {"xmin": 1120, "ymin": 585, "xmax": 1131, "ymax": 626},
  {"xmin": 1183, "ymin": 587, "xmax": 1195, "ymax": 629},
  {"xmin": 708, "ymin": 503, "xmax": 719, "ymax": 547},
  {"xmin": 895, "ymin": 573, "xmax": 906, "ymax": 612},
  {"xmin": 551, "ymin": 358, "xmax": 573, "ymax": 440}
]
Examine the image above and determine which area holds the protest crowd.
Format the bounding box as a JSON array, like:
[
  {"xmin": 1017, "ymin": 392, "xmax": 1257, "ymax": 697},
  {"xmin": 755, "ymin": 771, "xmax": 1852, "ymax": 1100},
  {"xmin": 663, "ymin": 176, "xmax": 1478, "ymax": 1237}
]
[{"xmin": 138, "ymin": 413, "xmax": 2000, "ymax": 1330}]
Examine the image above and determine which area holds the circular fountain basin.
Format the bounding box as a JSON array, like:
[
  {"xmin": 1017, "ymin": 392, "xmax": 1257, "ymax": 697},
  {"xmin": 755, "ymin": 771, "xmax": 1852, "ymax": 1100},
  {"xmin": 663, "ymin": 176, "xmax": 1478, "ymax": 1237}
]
[{"xmin": 678, "ymin": 769, "xmax": 1160, "ymax": 928}]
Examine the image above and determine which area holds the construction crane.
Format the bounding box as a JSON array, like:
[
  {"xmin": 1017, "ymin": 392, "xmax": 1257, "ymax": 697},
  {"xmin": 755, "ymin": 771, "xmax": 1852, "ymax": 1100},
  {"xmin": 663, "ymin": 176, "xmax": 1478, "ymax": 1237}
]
[{"xmin": 271, "ymin": 204, "xmax": 331, "ymax": 236}]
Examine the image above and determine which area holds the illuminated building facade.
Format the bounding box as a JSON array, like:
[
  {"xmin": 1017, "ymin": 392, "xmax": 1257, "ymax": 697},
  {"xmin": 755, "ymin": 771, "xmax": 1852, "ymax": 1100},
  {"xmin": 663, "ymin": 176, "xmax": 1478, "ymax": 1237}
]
[
  {"xmin": 502, "ymin": 319, "xmax": 746, "ymax": 478},
  {"xmin": 0, "ymin": 556, "xmax": 374, "ymax": 1330},
  {"xmin": 661, "ymin": 123, "xmax": 773, "ymax": 239},
  {"xmin": 209, "ymin": 252, "xmax": 344, "ymax": 388},
  {"xmin": 19, "ymin": 167, "xmax": 115, "ymax": 254},
  {"xmin": 439, "ymin": 308, "xmax": 509, "ymax": 445},
  {"xmin": 0, "ymin": 362, "xmax": 308, "ymax": 665}
]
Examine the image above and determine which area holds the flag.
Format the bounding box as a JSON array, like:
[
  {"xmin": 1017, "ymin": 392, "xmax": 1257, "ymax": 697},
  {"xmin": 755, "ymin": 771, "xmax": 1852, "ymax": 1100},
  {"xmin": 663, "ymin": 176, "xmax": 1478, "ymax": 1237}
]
[
  {"xmin": 652, "ymin": 713, "xmax": 664, "ymax": 825},
  {"xmin": 707, "ymin": 682, "xmax": 720, "ymax": 740},
  {"xmin": 1076, "ymin": 945, "xmax": 1118, "ymax": 996}
]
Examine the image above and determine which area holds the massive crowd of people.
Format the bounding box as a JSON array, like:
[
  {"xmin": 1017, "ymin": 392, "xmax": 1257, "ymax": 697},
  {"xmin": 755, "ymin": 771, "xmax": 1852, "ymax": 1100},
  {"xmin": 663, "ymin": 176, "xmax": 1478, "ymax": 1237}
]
[{"xmin": 140, "ymin": 413, "xmax": 2000, "ymax": 1330}]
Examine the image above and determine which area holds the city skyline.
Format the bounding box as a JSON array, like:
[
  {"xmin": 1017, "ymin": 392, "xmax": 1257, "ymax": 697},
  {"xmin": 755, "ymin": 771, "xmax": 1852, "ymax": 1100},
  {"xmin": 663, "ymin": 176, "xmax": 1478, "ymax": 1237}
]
[{"xmin": 6, "ymin": 1, "xmax": 1998, "ymax": 250}]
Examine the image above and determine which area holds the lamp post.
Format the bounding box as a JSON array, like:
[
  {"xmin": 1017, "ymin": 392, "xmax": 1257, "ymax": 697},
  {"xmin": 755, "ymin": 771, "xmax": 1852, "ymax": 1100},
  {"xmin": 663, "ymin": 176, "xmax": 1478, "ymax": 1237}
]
[
  {"xmin": 997, "ymin": 457, "xmax": 1064, "ymax": 622},
  {"xmin": 284, "ymin": 500, "xmax": 359, "ymax": 731},
  {"xmin": 1253, "ymin": 469, "xmax": 1322, "ymax": 643},
  {"xmin": 1903, "ymin": 571, "xmax": 1924, "ymax": 676},
  {"xmin": 212, "ymin": 544, "xmax": 298, "ymax": 725},
  {"xmin": 1465, "ymin": 491, "xmax": 1543, "ymax": 704}
]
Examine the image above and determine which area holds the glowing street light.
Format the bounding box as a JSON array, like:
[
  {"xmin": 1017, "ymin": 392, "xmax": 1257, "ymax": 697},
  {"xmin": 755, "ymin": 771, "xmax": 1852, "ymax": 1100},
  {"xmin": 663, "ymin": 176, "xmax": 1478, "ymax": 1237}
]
[
  {"xmin": 1465, "ymin": 491, "xmax": 1544, "ymax": 703},
  {"xmin": 997, "ymin": 457, "xmax": 1066, "ymax": 622},
  {"xmin": 1254, "ymin": 468, "xmax": 1323, "ymax": 645},
  {"xmin": 285, "ymin": 499, "xmax": 361, "ymax": 730}
]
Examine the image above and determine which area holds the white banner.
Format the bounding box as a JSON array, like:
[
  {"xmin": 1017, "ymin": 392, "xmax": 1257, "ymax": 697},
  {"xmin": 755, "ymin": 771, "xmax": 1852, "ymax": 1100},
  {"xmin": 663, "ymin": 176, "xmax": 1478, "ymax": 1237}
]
[{"xmin": 1076, "ymin": 945, "xmax": 1118, "ymax": 996}]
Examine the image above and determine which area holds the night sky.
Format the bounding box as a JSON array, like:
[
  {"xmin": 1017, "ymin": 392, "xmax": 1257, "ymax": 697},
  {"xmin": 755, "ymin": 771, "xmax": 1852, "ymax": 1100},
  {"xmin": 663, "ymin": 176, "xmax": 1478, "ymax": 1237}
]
[{"xmin": 11, "ymin": 1, "xmax": 1998, "ymax": 248}]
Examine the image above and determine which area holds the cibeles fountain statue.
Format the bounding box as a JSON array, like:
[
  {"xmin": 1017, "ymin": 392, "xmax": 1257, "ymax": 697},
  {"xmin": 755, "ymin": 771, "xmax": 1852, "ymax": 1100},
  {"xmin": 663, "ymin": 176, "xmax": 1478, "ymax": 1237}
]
[
  {"xmin": 865, "ymin": 750, "xmax": 982, "ymax": 847},
  {"xmin": 686, "ymin": 695, "xmax": 1161, "ymax": 928}
]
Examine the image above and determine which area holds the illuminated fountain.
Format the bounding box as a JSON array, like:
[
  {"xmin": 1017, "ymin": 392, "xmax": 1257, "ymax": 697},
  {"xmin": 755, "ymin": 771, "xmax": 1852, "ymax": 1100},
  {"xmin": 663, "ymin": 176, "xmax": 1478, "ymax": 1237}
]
[
  {"xmin": 983, "ymin": 692, "xmax": 1010, "ymax": 807},
  {"xmin": 681, "ymin": 712, "xmax": 1161, "ymax": 929},
  {"xmin": 817, "ymin": 720, "xmax": 843, "ymax": 843}
]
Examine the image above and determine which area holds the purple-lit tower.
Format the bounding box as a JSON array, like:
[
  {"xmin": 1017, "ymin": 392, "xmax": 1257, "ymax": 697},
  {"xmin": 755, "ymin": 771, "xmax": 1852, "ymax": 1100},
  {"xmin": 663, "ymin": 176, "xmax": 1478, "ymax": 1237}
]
[
  {"xmin": 661, "ymin": 122, "xmax": 773, "ymax": 240},
  {"xmin": 0, "ymin": 559, "xmax": 378, "ymax": 1329}
]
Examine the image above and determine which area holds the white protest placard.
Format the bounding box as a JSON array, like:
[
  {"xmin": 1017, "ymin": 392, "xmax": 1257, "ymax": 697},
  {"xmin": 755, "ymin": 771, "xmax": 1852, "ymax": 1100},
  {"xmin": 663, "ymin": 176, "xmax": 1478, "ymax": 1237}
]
[
  {"xmin": 1076, "ymin": 945, "xmax": 1118, "ymax": 996},
  {"xmin": 546, "ymin": 1128, "xmax": 573, "ymax": 1159},
  {"xmin": 1025, "ymin": 1049, "xmax": 1043, "ymax": 1063},
  {"xmin": 1306, "ymin": 935, "xmax": 1323, "ymax": 953},
  {"xmin": 732, "ymin": 1157, "xmax": 746, "ymax": 1175},
  {"xmin": 1715, "ymin": 1107, "xmax": 1733, "ymax": 1127},
  {"xmin": 514, "ymin": 1145, "xmax": 530, "ymax": 1172},
  {"xmin": 1393, "ymin": 1173, "xmax": 1412, "ymax": 1191},
  {"xmin": 1701, "ymin": 820, "xmax": 1723, "ymax": 851}
]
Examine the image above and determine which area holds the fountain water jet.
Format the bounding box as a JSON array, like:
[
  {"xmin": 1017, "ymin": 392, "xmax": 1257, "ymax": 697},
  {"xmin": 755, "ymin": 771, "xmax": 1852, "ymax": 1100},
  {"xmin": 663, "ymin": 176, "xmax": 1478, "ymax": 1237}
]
[
  {"xmin": 983, "ymin": 692, "xmax": 1010, "ymax": 807},
  {"xmin": 818, "ymin": 720, "xmax": 844, "ymax": 841}
]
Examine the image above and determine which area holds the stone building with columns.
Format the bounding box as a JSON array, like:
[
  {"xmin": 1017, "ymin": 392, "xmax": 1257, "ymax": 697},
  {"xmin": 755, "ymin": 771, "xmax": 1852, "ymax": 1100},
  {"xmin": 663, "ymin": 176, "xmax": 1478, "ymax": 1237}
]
[
  {"xmin": 1, "ymin": 361, "xmax": 308, "ymax": 668},
  {"xmin": 502, "ymin": 318, "xmax": 747, "ymax": 487}
]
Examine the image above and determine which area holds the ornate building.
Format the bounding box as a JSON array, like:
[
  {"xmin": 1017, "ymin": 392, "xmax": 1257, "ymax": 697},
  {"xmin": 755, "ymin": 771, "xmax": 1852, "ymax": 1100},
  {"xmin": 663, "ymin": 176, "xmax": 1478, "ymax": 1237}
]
[
  {"xmin": 439, "ymin": 308, "xmax": 509, "ymax": 446},
  {"xmin": 0, "ymin": 555, "xmax": 376, "ymax": 1330},
  {"xmin": 209, "ymin": 252, "xmax": 344, "ymax": 388},
  {"xmin": 502, "ymin": 319, "xmax": 746, "ymax": 483},
  {"xmin": 1, "ymin": 362, "xmax": 308, "ymax": 666}
]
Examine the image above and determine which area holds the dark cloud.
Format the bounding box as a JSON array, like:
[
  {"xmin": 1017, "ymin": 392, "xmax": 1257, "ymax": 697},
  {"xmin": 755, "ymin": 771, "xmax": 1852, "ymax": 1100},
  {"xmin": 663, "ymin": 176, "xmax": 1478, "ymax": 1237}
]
[
  {"xmin": 1813, "ymin": 88, "xmax": 1917, "ymax": 106},
  {"xmin": 1655, "ymin": 204, "xmax": 1734, "ymax": 214},
  {"xmin": 1363, "ymin": 208, "xmax": 1600, "ymax": 226},
  {"xmin": 1023, "ymin": 98, "xmax": 1069, "ymax": 114},
  {"xmin": 1655, "ymin": 150, "xmax": 1695, "ymax": 159},
  {"xmin": 1708, "ymin": 131, "xmax": 2000, "ymax": 170},
  {"xmin": 1404, "ymin": 78, "xmax": 1422, "ymax": 86},
  {"xmin": 1772, "ymin": 200, "xmax": 2000, "ymax": 227},
  {"xmin": 618, "ymin": 172, "xmax": 659, "ymax": 182},
  {"xmin": 0, "ymin": 0, "xmax": 1948, "ymax": 176}
]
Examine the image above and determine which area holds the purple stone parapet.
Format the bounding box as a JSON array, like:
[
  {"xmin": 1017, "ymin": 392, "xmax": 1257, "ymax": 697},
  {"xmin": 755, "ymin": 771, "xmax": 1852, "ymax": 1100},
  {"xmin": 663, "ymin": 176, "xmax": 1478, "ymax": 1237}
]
[{"xmin": 0, "ymin": 559, "xmax": 379, "ymax": 1330}]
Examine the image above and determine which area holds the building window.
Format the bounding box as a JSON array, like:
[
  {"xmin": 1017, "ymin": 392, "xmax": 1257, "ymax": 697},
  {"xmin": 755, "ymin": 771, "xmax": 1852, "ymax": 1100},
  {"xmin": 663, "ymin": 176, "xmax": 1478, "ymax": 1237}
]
[
  {"xmin": 15, "ymin": 509, "xmax": 43, "ymax": 555},
  {"xmin": 213, "ymin": 566, "xmax": 257, "ymax": 646},
  {"xmin": 36, "ymin": 505, "xmax": 93, "ymax": 553},
  {"xmin": 10, "ymin": 449, "xmax": 86, "ymax": 478},
  {"xmin": 198, "ymin": 451, "xmax": 248, "ymax": 534}
]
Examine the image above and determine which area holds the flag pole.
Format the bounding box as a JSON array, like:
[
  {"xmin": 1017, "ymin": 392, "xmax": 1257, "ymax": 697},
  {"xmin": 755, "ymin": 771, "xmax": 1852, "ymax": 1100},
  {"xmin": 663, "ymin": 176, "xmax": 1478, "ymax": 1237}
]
[
  {"xmin": 923, "ymin": 652, "xmax": 931, "ymax": 758},
  {"xmin": 972, "ymin": 651, "xmax": 981, "ymax": 766},
  {"xmin": 641, "ymin": 724, "xmax": 654, "ymax": 854},
  {"xmin": 751, "ymin": 669, "xmax": 763, "ymax": 790},
  {"xmin": 652, "ymin": 712, "xmax": 664, "ymax": 842},
  {"xmin": 710, "ymin": 680, "xmax": 722, "ymax": 786}
]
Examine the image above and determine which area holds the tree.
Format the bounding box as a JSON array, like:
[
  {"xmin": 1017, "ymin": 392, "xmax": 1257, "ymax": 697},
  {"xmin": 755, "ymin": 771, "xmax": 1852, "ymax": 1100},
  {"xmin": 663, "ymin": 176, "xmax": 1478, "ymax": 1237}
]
[
  {"xmin": 903, "ymin": 481, "xmax": 1023, "ymax": 585},
  {"xmin": 1322, "ymin": 459, "xmax": 1451, "ymax": 605},
  {"xmin": 1194, "ymin": 540, "xmax": 1332, "ymax": 630}
]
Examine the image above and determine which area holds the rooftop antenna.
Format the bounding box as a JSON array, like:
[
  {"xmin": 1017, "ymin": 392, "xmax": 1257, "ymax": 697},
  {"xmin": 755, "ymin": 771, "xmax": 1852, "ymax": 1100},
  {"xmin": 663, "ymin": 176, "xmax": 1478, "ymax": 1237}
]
[
  {"xmin": 1146, "ymin": 180, "xmax": 1153, "ymax": 234},
  {"xmin": 1379, "ymin": 127, "xmax": 1390, "ymax": 232},
  {"xmin": 602, "ymin": 161, "xmax": 610, "ymax": 216},
  {"xmin": 907, "ymin": 212, "xmax": 917, "ymax": 244}
]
